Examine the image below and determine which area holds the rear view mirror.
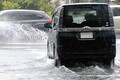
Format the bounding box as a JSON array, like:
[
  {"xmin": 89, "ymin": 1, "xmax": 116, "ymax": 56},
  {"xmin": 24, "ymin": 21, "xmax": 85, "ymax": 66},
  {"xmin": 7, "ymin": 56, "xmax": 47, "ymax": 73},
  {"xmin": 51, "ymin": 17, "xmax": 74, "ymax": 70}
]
[{"xmin": 44, "ymin": 23, "xmax": 51, "ymax": 28}]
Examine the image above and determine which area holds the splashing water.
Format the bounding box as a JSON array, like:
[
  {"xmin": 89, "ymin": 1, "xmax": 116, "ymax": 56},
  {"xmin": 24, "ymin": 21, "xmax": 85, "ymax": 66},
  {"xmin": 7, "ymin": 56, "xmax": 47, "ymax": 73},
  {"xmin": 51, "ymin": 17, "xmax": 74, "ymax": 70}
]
[{"xmin": 0, "ymin": 22, "xmax": 47, "ymax": 43}]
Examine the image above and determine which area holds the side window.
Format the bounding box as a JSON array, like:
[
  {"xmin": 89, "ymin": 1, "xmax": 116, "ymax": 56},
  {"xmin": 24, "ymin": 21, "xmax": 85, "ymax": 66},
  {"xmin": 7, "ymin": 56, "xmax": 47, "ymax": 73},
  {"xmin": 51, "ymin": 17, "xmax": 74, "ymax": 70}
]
[
  {"xmin": 113, "ymin": 8, "xmax": 120, "ymax": 16},
  {"xmin": 52, "ymin": 11, "xmax": 59, "ymax": 27}
]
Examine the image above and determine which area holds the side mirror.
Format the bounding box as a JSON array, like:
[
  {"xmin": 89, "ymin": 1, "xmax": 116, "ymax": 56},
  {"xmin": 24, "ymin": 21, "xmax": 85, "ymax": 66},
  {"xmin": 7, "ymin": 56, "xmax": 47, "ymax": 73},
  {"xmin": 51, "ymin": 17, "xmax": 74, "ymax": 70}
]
[{"xmin": 44, "ymin": 23, "xmax": 52, "ymax": 28}]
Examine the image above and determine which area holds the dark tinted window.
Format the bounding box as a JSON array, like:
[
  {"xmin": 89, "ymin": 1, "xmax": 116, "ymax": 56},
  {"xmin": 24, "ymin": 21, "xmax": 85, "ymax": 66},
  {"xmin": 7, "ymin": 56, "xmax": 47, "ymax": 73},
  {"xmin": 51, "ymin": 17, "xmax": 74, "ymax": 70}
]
[
  {"xmin": 63, "ymin": 5, "xmax": 110, "ymax": 27},
  {"xmin": 112, "ymin": 7, "xmax": 120, "ymax": 16}
]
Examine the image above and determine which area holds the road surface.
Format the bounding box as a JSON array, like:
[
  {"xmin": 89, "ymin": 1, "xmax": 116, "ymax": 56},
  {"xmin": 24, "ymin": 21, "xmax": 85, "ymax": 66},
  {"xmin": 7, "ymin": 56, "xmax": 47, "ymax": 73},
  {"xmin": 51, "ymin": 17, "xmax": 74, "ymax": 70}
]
[{"xmin": 0, "ymin": 24, "xmax": 120, "ymax": 80}]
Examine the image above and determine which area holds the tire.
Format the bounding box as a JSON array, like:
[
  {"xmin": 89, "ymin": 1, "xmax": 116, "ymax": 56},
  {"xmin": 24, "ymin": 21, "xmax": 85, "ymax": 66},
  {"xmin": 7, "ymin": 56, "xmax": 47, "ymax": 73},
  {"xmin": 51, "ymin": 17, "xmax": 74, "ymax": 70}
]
[
  {"xmin": 53, "ymin": 44, "xmax": 61, "ymax": 67},
  {"xmin": 110, "ymin": 59, "xmax": 115, "ymax": 68},
  {"xmin": 54, "ymin": 59, "xmax": 61, "ymax": 67},
  {"xmin": 105, "ymin": 59, "xmax": 115, "ymax": 68}
]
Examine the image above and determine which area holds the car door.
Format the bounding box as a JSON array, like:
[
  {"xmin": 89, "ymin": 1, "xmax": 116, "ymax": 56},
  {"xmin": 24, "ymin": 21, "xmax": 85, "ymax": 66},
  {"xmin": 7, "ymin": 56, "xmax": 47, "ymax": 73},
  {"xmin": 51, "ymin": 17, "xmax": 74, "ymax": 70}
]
[{"xmin": 47, "ymin": 10, "xmax": 59, "ymax": 56}]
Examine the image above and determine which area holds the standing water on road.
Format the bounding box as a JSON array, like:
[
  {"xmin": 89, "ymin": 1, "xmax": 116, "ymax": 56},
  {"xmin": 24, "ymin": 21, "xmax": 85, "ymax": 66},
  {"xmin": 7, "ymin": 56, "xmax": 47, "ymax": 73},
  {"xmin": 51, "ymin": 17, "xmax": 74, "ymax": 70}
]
[
  {"xmin": 0, "ymin": 22, "xmax": 47, "ymax": 43},
  {"xmin": 0, "ymin": 23, "xmax": 120, "ymax": 80}
]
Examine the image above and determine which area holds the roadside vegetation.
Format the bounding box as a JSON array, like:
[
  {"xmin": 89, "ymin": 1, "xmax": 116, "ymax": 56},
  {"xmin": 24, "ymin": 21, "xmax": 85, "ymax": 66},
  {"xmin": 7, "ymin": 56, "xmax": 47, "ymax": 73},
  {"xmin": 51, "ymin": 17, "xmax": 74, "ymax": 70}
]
[
  {"xmin": 116, "ymin": 0, "xmax": 120, "ymax": 4},
  {"xmin": 0, "ymin": 0, "xmax": 120, "ymax": 16},
  {"xmin": 0, "ymin": 0, "xmax": 54, "ymax": 16}
]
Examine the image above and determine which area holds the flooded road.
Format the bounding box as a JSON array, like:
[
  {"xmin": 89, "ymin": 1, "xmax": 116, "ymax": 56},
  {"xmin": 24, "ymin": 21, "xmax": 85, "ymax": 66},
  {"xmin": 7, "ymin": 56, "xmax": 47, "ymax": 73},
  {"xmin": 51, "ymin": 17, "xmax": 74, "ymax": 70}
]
[{"xmin": 0, "ymin": 23, "xmax": 120, "ymax": 80}]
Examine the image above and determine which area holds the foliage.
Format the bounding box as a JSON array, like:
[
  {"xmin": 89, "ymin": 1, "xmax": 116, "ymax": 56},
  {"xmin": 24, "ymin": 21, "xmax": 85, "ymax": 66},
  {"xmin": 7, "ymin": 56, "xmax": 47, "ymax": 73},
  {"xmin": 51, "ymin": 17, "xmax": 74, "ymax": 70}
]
[
  {"xmin": 1, "ymin": 0, "xmax": 54, "ymax": 16},
  {"xmin": 15, "ymin": 0, "xmax": 40, "ymax": 10},
  {"xmin": 2, "ymin": 1, "xmax": 21, "ymax": 10},
  {"xmin": 115, "ymin": 0, "xmax": 120, "ymax": 4},
  {"xmin": 0, "ymin": 2, "xmax": 2, "ymax": 10},
  {"xmin": 38, "ymin": 0, "xmax": 54, "ymax": 16}
]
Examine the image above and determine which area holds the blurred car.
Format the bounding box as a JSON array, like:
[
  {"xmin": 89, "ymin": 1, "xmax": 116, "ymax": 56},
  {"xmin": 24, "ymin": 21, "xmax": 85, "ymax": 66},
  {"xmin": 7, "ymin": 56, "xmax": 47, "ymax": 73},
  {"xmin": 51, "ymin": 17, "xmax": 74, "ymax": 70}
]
[
  {"xmin": 110, "ymin": 5, "xmax": 120, "ymax": 34},
  {"xmin": 0, "ymin": 9, "xmax": 51, "ymax": 32}
]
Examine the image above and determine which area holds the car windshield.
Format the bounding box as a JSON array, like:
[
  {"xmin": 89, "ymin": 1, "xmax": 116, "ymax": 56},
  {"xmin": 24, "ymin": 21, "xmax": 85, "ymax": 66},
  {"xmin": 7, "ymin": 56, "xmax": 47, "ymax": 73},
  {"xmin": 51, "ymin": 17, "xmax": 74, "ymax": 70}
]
[{"xmin": 63, "ymin": 5, "xmax": 110, "ymax": 27}]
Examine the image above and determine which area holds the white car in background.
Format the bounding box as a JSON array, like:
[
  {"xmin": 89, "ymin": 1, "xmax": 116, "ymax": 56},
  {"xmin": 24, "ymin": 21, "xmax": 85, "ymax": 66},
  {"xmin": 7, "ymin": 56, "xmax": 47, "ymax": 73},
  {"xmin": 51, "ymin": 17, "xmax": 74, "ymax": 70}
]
[
  {"xmin": 0, "ymin": 9, "xmax": 51, "ymax": 32},
  {"xmin": 110, "ymin": 5, "xmax": 120, "ymax": 34}
]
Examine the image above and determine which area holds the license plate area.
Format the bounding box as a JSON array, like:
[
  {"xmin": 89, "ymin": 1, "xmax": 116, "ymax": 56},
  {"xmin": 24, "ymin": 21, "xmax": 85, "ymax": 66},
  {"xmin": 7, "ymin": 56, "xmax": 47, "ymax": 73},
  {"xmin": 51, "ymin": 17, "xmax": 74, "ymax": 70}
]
[{"xmin": 80, "ymin": 32, "xmax": 93, "ymax": 39}]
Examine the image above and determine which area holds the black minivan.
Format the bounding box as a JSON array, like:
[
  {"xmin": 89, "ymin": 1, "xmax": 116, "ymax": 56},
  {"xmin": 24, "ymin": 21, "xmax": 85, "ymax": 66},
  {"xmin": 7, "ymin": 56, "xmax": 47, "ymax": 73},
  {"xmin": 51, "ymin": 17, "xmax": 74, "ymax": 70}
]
[{"xmin": 44, "ymin": 3, "xmax": 116, "ymax": 67}]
